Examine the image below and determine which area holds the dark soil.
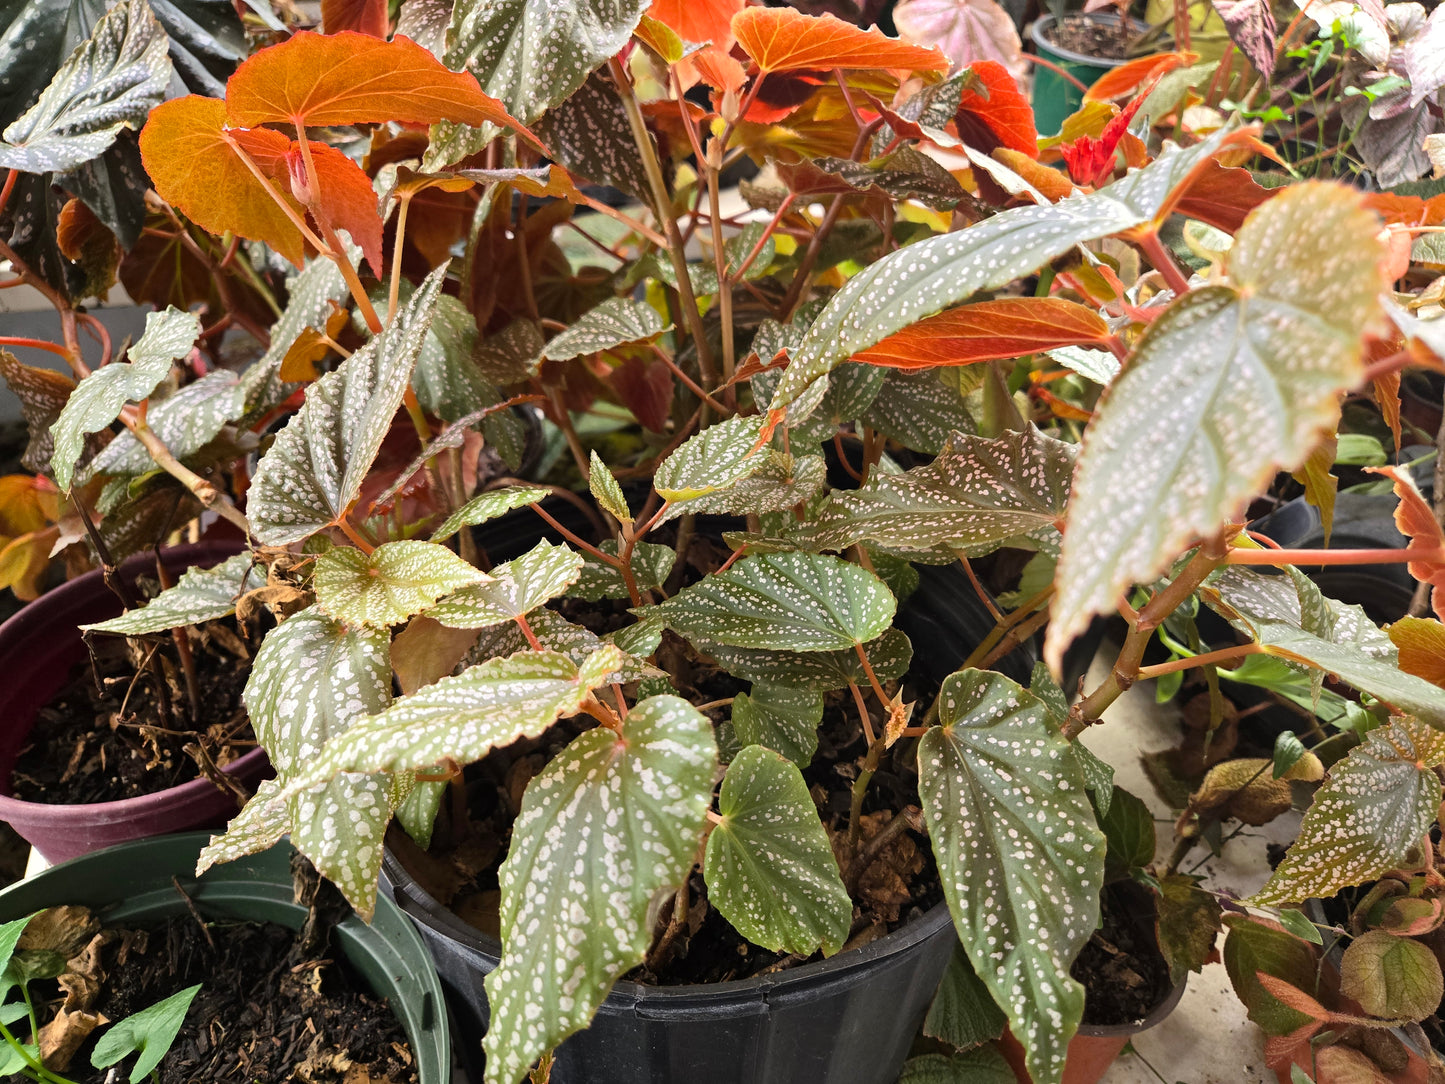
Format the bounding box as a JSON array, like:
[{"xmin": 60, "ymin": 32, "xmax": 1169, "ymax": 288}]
[
  {"xmin": 9, "ymin": 615, "xmax": 256, "ymax": 806},
  {"xmin": 1040, "ymin": 13, "xmax": 1134, "ymax": 60},
  {"xmin": 1072, "ymin": 881, "xmax": 1174, "ymax": 1027}
]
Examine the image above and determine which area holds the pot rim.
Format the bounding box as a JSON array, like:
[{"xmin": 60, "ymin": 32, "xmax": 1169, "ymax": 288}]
[
  {"xmin": 1077, "ymin": 968, "xmax": 1187, "ymax": 1037},
  {"xmin": 382, "ymin": 844, "xmax": 957, "ymax": 1003},
  {"xmin": 0, "ymin": 539, "xmax": 266, "ymax": 818},
  {"xmin": 1028, "ymin": 13, "xmax": 1153, "ymax": 67}
]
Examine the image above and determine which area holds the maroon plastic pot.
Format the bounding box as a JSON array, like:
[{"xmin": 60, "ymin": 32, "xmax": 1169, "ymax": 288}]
[{"xmin": 0, "ymin": 541, "xmax": 269, "ymax": 863}]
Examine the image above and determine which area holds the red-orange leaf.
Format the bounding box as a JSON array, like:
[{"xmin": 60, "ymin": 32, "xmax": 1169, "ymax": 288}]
[
  {"xmin": 225, "ymin": 31, "xmax": 534, "ymax": 138},
  {"xmin": 322, "ymin": 0, "xmax": 388, "ymax": 37},
  {"xmin": 649, "ymin": 0, "xmax": 744, "ymax": 49},
  {"xmin": 1171, "ymin": 158, "xmax": 1278, "ymax": 234},
  {"xmin": 1371, "ymin": 464, "xmax": 1445, "ymax": 621},
  {"xmin": 690, "ymin": 45, "xmax": 747, "ymax": 93},
  {"xmin": 955, "ymin": 60, "xmax": 1037, "ymax": 159},
  {"xmin": 851, "ymin": 297, "xmax": 1111, "ymax": 369},
  {"xmin": 141, "ymin": 96, "xmax": 308, "ymax": 268},
  {"xmin": 732, "ymin": 8, "xmax": 948, "ymax": 75},
  {"xmin": 992, "ymin": 148, "xmax": 1075, "ymax": 201},
  {"xmin": 1084, "ymin": 51, "xmax": 1194, "ymax": 102}
]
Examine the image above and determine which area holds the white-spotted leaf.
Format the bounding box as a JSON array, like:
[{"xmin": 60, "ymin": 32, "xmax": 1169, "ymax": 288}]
[
  {"xmin": 918, "ymin": 668, "xmax": 1104, "ymax": 1084},
  {"xmin": 588, "ymin": 449, "xmax": 631, "ymax": 523},
  {"xmin": 730, "ymin": 683, "xmax": 825, "ymax": 767},
  {"xmin": 81, "ymin": 552, "xmax": 263, "ymax": 635},
  {"xmin": 653, "ymin": 413, "xmax": 768, "ymax": 502},
  {"xmin": 1047, "ymin": 184, "xmax": 1388, "ymax": 672},
  {"xmin": 240, "ymin": 255, "xmax": 350, "ymax": 418},
  {"xmin": 1252, "ymin": 716, "xmax": 1445, "ymax": 907},
  {"xmin": 84, "ymin": 371, "xmax": 244, "ymax": 480},
  {"xmin": 695, "ymin": 627, "xmax": 913, "ymax": 690},
  {"xmin": 858, "ymin": 369, "xmax": 976, "ymax": 456},
  {"xmin": 430, "ymin": 484, "xmax": 548, "ymax": 543},
  {"xmin": 648, "ymin": 552, "xmax": 896, "ymax": 652},
  {"xmin": 540, "ymin": 297, "xmax": 665, "ymax": 361},
  {"xmin": 248, "ymin": 265, "xmax": 445, "ymax": 545},
  {"xmin": 50, "ymin": 306, "xmax": 200, "ymax": 491},
  {"xmin": 659, "ymin": 452, "xmax": 827, "ymax": 523},
  {"xmin": 429, "ymin": 539, "xmax": 583, "ymax": 629},
  {"xmin": 482, "ymin": 695, "xmax": 715, "ymax": 1084},
  {"xmin": 704, "ymin": 744, "xmax": 852, "ymax": 956},
  {"xmin": 314, "ymin": 540, "xmax": 489, "ymax": 628},
  {"xmin": 465, "ymin": 608, "xmax": 661, "ymax": 681},
  {"xmin": 573, "ymin": 540, "xmax": 675, "ymax": 601}
]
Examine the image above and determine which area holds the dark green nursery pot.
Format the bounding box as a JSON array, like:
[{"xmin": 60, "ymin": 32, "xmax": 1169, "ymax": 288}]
[{"xmin": 1030, "ymin": 14, "xmax": 1149, "ymax": 136}]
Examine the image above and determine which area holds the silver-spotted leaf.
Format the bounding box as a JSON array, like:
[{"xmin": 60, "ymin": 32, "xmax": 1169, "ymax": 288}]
[
  {"xmin": 239, "ymin": 255, "xmax": 350, "ymax": 418},
  {"xmin": 536, "ymin": 69, "xmax": 650, "ymax": 200},
  {"xmin": 918, "ymin": 668, "xmax": 1104, "ymax": 1084},
  {"xmin": 430, "ymin": 539, "xmax": 584, "ymax": 629},
  {"xmin": 1047, "ymin": 184, "xmax": 1388, "ymax": 671},
  {"xmin": 1030, "ymin": 663, "xmax": 1114, "ymax": 814},
  {"xmin": 50, "ymin": 306, "xmax": 200, "ymax": 491},
  {"xmin": 659, "ymin": 452, "xmax": 827, "ymax": 524},
  {"xmin": 704, "ymin": 744, "xmax": 852, "ymax": 956},
  {"xmin": 248, "ymin": 265, "xmax": 445, "ymax": 545},
  {"xmin": 1252, "ymin": 716, "xmax": 1445, "ymax": 907},
  {"xmin": 730, "ymin": 683, "xmax": 824, "ymax": 767},
  {"xmin": 695, "ymin": 627, "xmax": 913, "ymax": 691},
  {"xmin": 858, "ymin": 369, "xmax": 977, "ymax": 457},
  {"xmin": 84, "ymin": 371, "xmax": 244, "ymax": 480},
  {"xmin": 653, "ymin": 413, "xmax": 768, "ymax": 502},
  {"xmin": 466, "ymin": 608, "xmax": 661, "ymax": 682},
  {"xmin": 541, "ymin": 297, "xmax": 665, "ymax": 361},
  {"xmin": 482, "ymin": 695, "xmax": 715, "ymax": 1084},
  {"xmin": 471, "ymin": 317, "xmax": 544, "ymax": 384},
  {"xmin": 314, "ymin": 540, "xmax": 489, "ymax": 628},
  {"xmin": 649, "ymin": 552, "xmax": 896, "ymax": 652},
  {"xmin": 0, "ymin": 0, "xmax": 170, "ymax": 174},
  {"xmin": 588, "ymin": 449, "xmax": 631, "ymax": 523},
  {"xmin": 199, "ymin": 606, "xmax": 394, "ymax": 918},
  {"xmin": 430, "ymin": 485, "xmax": 548, "ymax": 543},
  {"xmin": 81, "ymin": 552, "xmax": 263, "ymax": 635},
  {"xmin": 572, "ymin": 540, "xmax": 674, "ymax": 601}
]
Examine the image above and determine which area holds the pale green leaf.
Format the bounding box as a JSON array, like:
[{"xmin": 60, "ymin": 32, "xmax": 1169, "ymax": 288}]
[
  {"xmin": 430, "ymin": 539, "xmax": 584, "ymax": 628},
  {"xmin": 918, "ymin": 669, "xmax": 1105, "ymax": 1084},
  {"xmin": 653, "ymin": 413, "xmax": 768, "ymax": 502},
  {"xmin": 1048, "ymin": 184, "xmax": 1387, "ymax": 671},
  {"xmin": 648, "ymin": 552, "xmax": 896, "ymax": 652},
  {"xmin": 704, "ymin": 744, "xmax": 852, "ymax": 956},
  {"xmin": 588, "ymin": 449, "xmax": 631, "ymax": 522},
  {"xmin": 1251, "ymin": 716, "xmax": 1445, "ymax": 906},
  {"xmin": 924, "ymin": 941, "xmax": 1008, "ymax": 1050},
  {"xmin": 659, "ymin": 452, "xmax": 826, "ymax": 524},
  {"xmin": 695, "ymin": 627, "xmax": 913, "ymax": 691},
  {"xmin": 482, "ymin": 695, "xmax": 715, "ymax": 1084},
  {"xmin": 85, "ymin": 371, "xmax": 244, "ymax": 480},
  {"xmin": 248, "ymin": 266, "xmax": 445, "ymax": 545},
  {"xmin": 431, "ymin": 484, "xmax": 547, "ymax": 543},
  {"xmin": 730, "ymin": 683, "xmax": 824, "ymax": 766},
  {"xmin": 239, "ymin": 255, "xmax": 350, "ymax": 419},
  {"xmin": 1276, "ymin": 908, "xmax": 1323, "ymax": 945},
  {"xmin": 1048, "ymin": 346, "xmax": 1120, "ymax": 385},
  {"xmin": 50, "ymin": 306, "xmax": 200, "ymax": 490},
  {"xmin": 572, "ymin": 540, "xmax": 674, "ymax": 601},
  {"xmin": 314, "ymin": 540, "xmax": 489, "ymax": 628},
  {"xmin": 90, "ymin": 983, "xmax": 200, "ymax": 1080},
  {"xmin": 540, "ymin": 297, "xmax": 665, "ymax": 361},
  {"xmin": 80, "ymin": 552, "xmax": 263, "ymax": 635},
  {"xmin": 0, "ymin": 0, "xmax": 170, "ymax": 174}
]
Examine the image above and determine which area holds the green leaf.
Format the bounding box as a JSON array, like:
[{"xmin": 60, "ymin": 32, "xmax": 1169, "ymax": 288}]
[
  {"xmin": 1047, "ymin": 184, "xmax": 1387, "ymax": 671},
  {"xmin": 1272, "ymin": 731, "xmax": 1307, "ymax": 780},
  {"xmin": 445, "ymin": 0, "xmax": 647, "ymax": 128},
  {"xmin": 314, "ymin": 540, "xmax": 488, "ymax": 628},
  {"xmin": 649, "ymin": 552, "xmax": 896, "ymax": 652},
  {"xmin": 80, "ymin": 552, "xmax": 263, "ymax": 635},
  {"xmin": 918, "ymin": 668, "xmax": 1105, "ymax": 1084},
  {"xmin": 1252, "ymin": 716, "xmax": 1445, "ymax": 907},
  {"xmin": 1048, "ymin": 346, "xmax": 1120, "ymax": 385},
  {"xmin": 704, "ymin": 744, "xmax": 851, "ymax": 956},
  {"xmin": 50, "ymin": 306, "xmax": 200, "ymax": 490},
  {"xmin": 1097, "ymin": 785, "xmax": 1156, "ymax": 882},
  {"xmin": 812, "ymin": 146, "xmax": 967, "ymax": 210},
  {"xmin": 572, "ymin": 540, "xmax": 674, "ymax": 602},
  {"xmin": 541, "ymin": 297, "xmax": 666, "ymax": 362},
  {"xmin": 482, "ymin": 695, "xmax": 715, "ymax": 1084},
  {"xmin": 0, "ymin": 0, "xmax": 168, "ymax": 174},
  {"xmin": 412, "ymin": 292, "xmax": 497, "ymax": 424},
  {"xmin": 796, "ymin": 427, "xmax": 1074, "ymax": 559},
  {"xmin": 1156, "ymin": 873, "xmax": 1223, "ymax": 985},
  {"xmin": 660, "ymin": 452, "xmax": 827, "ymax": 525},
  {"xmin": 1340, "ymin": 929, "xmax": 1443, "ymax": 1020},
  {"xmin": 730, "ymin": 683, "xmax": 824, "ymax": 767},
  {"xmin": 240, "ymin": 255, "xmax": 350, "ymax": 419},
  {"xmin": 588, "ymin": 450, "xmax": 631, "ymax": 523},
  {"xmin": 924, "ymin": 941, "xmax": 1008, "ymax": 1050},
  {"xmin": 1222, "ymin": 914, "xmax": 1319, "ymax": 1035},
  {"xmin": 0, "ymin": 914, "xmax": 36, "ymax": 1000},
  {"xmin": 858, "ymin": 370, "xmax": 977, "ymax": 456},
  {"xmin": 536, "ymin": 69, "xmax": 650, "ymax": 200},
  {"xmin": 1206, "ymin": 568, "xmax": 1445, "ymax": 726},
  {"xmin": 1276, "ymin": 908, "xmax": 1324, "ymax": 946},
  {"xmin": 653, "ymin": 413, "xmax": 768, "ymax": 502},
  {"xmin": 767, "ymin": 128, "xmax": 1246, "ymax": 414},
  {"xmin": 431, "ymin": 485, "xmax": 547, "ymax": 543},
  {"xmin": 199, "ymin": 606, "xmax": 394, "ymax": 918},
  {"xmin": 248, "ymin": 265, "xmax": 445, "ymax": 546},
  {"xmin": 1029, "ymin": 662, "xmax": 1114, "ymax": 814},
  {"xmin": 467, "ymin": 608, "xmax": 661, "ymax": 682},
  {"xmin": 85, "ymin": 371, "xmax": 244, "ymax": 481},
  {"xmin": 898, "ymin": 1048, "xmax": 1015, "ymax": 1084},
  {"xmin": 90, "ymin": 983, "xmax": 200, "ymax": 1081},
  {"xmin": 430, "ymin": 540, "xmax": 584, "ymax": 629},
  {"xmin": 725, "ymin": 222, "xmax": 777, "ymax": 282},
  {"xmin": 694, "ymin": 627, "xmax": 913, "ymax": 691}
]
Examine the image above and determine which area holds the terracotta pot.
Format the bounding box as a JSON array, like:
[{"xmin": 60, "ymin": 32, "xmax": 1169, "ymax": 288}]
[{"xmin": 0, "ymin": 542, "xmax": 269, "ymax": 863}]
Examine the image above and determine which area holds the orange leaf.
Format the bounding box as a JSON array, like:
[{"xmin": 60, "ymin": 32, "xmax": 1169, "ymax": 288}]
[
  {"xmin": 225, "ymin": 31, "xmax": 535, "ymax": 140},
  {"xmin": 1370, "ymin": 464, "xmax": 1445, "ymax": 622},
  {"xmin": 140, "ymin": 96, "xmax": 308, "ymax": 268},
  {"xmin": 1374, "ymin": 369, "xmax": 1402, "ymax": 453},
  {"xmin": 1084, "ymin": 51, "xmax": 1195, "ymax": 102},
  {"xmin": 690, "ymin": 45, "xmax": 747, "ymax": 94},
  {"xmin": 955, "ymin": 60, "xmax": 1037, "ymax": 159},
  {"xmin": 0, "ymin": 475, "xmax": 51, "ymax": 536},
  {"xmin": 649, "ymin": 0, "xmax": 744, "ymax": 49},
  {"xmin": 851, "ymin": 297, "xmax": 1111, "ymax": 369},
  {"xmin": 991, "ymin": 148, "xmax": 1074, "ymax": 200},
  {"xmin": 1169, "ymin": 157, "xmax": 1279, "ymax": 234},
  {"xmin": 1256, "ymin": 973, "xmax": 1330, "ymax": 1021},
  {"xmin": 732, "ymin": 8, "xmax": 948, "ymax": 75},
  {"xmin": 321, "ymin": 0, "xmax": 388, "ymax": 37},
  {"xmin": 1389, "ymin": 617, "xmax": 1445, "ymax": 687}
]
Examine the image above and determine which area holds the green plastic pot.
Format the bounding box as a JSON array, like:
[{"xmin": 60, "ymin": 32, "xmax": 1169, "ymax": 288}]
[
  {"xmin": 1029, "ymin": 14, "xmax": 1149, "ymax": 136},
  {"xmin": 0, "ymin": 832, "xmax": 449, "ymax": 1084}
]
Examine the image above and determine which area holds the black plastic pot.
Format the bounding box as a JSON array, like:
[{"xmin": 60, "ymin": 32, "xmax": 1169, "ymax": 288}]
[
  {"xmin": 0, "ymin": 832, "xmax": 450, "ymax": 1084},
  {"xmin": 384, "ymin": 539, "xmax": 1022, "ymax": 1083}
]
